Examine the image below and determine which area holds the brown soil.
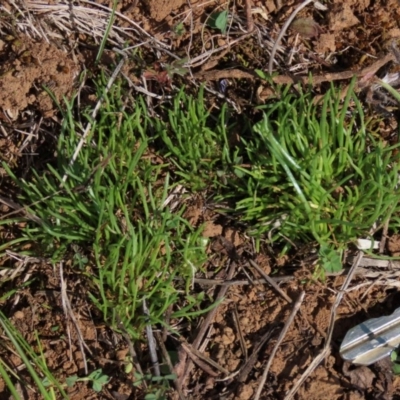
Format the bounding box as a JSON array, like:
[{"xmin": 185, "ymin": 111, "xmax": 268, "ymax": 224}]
[
  {"xmin": 0, "ymin": 38, "xmax": 78, "ymax": 118},
  {"xmin": 179, "ymin": 206, "xmax": 400, "ymax": 400},
  {"xmin": 2, "ymin": 0, "xmax": 400, "ymax": 399}
]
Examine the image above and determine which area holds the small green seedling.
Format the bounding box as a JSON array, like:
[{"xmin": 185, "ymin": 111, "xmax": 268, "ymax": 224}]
[
  {"xmin": 65, "ymin": 369, "xmax": 109, "ymax": 392},
  {"xmin": 391, "ymin": 348, "xmax": 400, "ymax": 374},
  {"xmin": 207, "ymin": 10, "xmax": 228, "ymax": 34},
  {"xmin": 165, "ymin": 58, "xmax": 189, "ymax": 78},
  {"xmin": 318, "ymin": 244, "xmax": 342, "ymax": 273},
  {"xmin": 173, "ymin": 21, "xmax": 185, "ymax": 36},
  {"xmin": 133, "ymin": 372, "xmax": 177, "ymax": 400}
]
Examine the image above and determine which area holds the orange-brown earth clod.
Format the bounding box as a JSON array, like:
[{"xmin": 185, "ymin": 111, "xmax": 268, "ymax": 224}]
[{"xmin": 0, "ymin": 37, "xmax": 77, "ymax": 118}]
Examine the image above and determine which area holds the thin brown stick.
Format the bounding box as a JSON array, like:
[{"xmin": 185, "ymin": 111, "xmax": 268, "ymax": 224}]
[
  {"xmin": 181, "ymin": 347, "xmax": 219, "ymax": 377},
  {"xmin": 194, "ymin": 261, "xmax": 237, "ymax": 346},
  {"xmin": 179, "ymin": 260, "xmax": 237, "ymax": 386},
  {"xmin": 194, "ymin": 68, "xmax": 256, "ymax": 80},
  {"xmin": 254, "ymin": 291, "xmax": 305, "ymax": 400},
  {"xmin": 183, "ymin": 263, "xmax": 400, "ymax": 287},
  {"xmin": 237, "ymin": 325, "xmax": 278, "ymax": 383},
  {"xmin": 185, "ymin": 0, "xmax": 194, "ymax": 64},
  {"xmin": 143, "ymin": 299, "xmax": 160, "ymax": 377},
  {"xmin": 232, "ymin": 304, "xmax": 248, "ymax": 361},
  {"xmin": 268, "ymin": 0, "xmax": 314, "ymax": 74},
  {"xmin": 59, "ymin": 262, "xmax": 90, "ymax": 374},
  {"xmin": 114, "ymin": 313, "xmax": 147, "ymax": 390},
  {"xmin": 180, "ymin": 341, "xmax": 230, "ymax": 376},
  {"xmin": 198, "ymin": 48, "xmax": 231, "ymax": 72},
  {"xmin": 187, "ymin": 32, "xmax": 252, "ymax": 68},
  {"xmin": 0, "ymin": 196, "xmax": 43, "ymax": 224},
  {"xmin": 284, "ymin": 252, "xmax": 364, "ymax": 400},
  {"xmin": 155, "ymin": 332, "xmax": 186, "ymax": 400},
  {"xmin": 193, "ymin": 52, "xmax": 395, "ymax": 86},
  {"xmin": 248, "ymin": 259, "xmax": 292, "ymax": 303},
  {"xmin": 379, "ymin": 219, "xmax": 389, "ymax": 254},
  {"xmin": 245, "ymin": 0, "xmax": 254, "ymax": 33}
]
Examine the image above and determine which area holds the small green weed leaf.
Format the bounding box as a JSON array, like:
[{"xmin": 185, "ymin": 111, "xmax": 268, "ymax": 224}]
[
  {"xmin": 125, "ymin": 362, "xmax": 133, "ymax": 374},
  {"xmin": 198, "ymin": 236, "xmax": 209, "ymax": 249},
  {"xmin": 173, "ymin": 21, "xmax": 185, "ymax": 36},
  {"xmin": 93, "ymin": 381, "xmax": 102, "ymax": 392},
  {"xmin": 208, "ymin": 11, "xmax": 228, "ymax": 34},
  {"xmin": 215, "ymin": 11, "xmax": 228, "ymax": 33},
  {"xmin": 163, "ymin": 373, "xmax": 177, "ymax": 381},
  {"xmin": 391, "ymin": 348, "xmax": 400, "ymax": 374},
  {"xmin": 144, "ymin": 394, "xmax": 158, "ymax": 400},
  {"xmin": 234, "ymin": 167, "xmax": 245, "ymax": 178},
  {"xmin": 255, "ymin": 69, "xmax": 269, "ymax": 80},
  {"xmin": 42, "ymin": 377, "xmax": 50, "ymax": 387},
  {"xmin": 133, "ymin": 372, "xmax": 147, "ymax": 387},
  {"xmin": 393, "ymin": 362, "xmax": 400, "ymax": 375},
  {"xmin": 66, "ymin": 375, "xmax": 78, "ymax": 388},
  {"xmin": 88, "ymin": 369, "xmax": 101, "ymax": 379},
  {"xmin": 168, "ymin": 58, "xmax": 189, "ymax": 77},
  {"xmin": 319, "ymin": 245, "xmax": 342, "ymax": 273},
  {"xmin": 254, "ymin": 69, "xmax": 279, "ymax": 83},
  {"xmin": 151, "ymin": 376, "xmax": 166, "ymax": 382},
  {"xmin": 94, "ymin": 377, "xmax": 109, "ymax": 392},
  {"xmin": 97, "ymin": 374, "xmax": 109, "ymax": 385},
  {"xmin": 88, "ymin": 369, "xmax": 101, "ymax": 380}
]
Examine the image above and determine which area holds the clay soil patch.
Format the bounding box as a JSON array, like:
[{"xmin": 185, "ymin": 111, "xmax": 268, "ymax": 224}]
[{"xmin": 0, "ymin": 37, "xmax": 78, "ymax": 118}]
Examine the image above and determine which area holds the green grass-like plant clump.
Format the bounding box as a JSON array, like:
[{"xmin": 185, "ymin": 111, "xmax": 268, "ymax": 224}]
[
  {"xmin": 0, "ymin": 311, "xmax": 69, "ymax": 399},
  {"xmin": 0, "ymin": 78, "xmax": 237, "ymax": 396},
  {"xmin": 4, "ymin": 76, "xmax": 400, "ymax": 278},
  {"xmin": 228, "ymin": 79, "xmax": 400, "ymax": 269},
  {"xmin": 2, "ymin": 66, "xmax": 400, "ymax": 397},
  {"xmin": 2, "ymin": 76, "xmax": 209, "ymax": 339},
  {"xmin": 155, "ymin": 87, "xmax": 234, "ymax": 190}
]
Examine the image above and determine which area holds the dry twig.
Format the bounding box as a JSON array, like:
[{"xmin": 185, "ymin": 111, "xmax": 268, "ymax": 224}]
[
  {"xmin": 23, "ymin": 0, "xmax": 168, "ymax": 49},
  {"xmin": 232, "ymin": 305, "xmax": 248, "ymax": 362},
  {"xmin": 284, "ymin": 252, "xmax": 364, "ymax": 399},
  {"xmin": 245, "ymin": 0, "xmax": 254, "ymax": 33},
  {"xmin": 379, "ymin": 220, "xmax": 390, "ymax": 254},
  {"xmin": 186, "ymin": 32, "xmax": 253, "ymax": 68},
  {"xmin": 155, "ymin": 332, "xmax": 186, "ymax": 400},
  {"xmin": 180, "ymin": 340, "xmax": 229, "ymax": 376},
  {"xmin": 143, "ymin": 299, "xmax": 160, "ymax": 377},
  {"xmin": 268, "ymin": 0, "xmax": 315, "ymax": 74},
  {"xmin": 115, "ymin": 314, "xmax": 147, "ymax": 390},
  {"xmin": 254, "ymin": 292, "xmax": 305, "ymax": 400},
  {"xmin": 194, "ymin": 52, "xmax": 395, "ymax": 87},
  {"xmin": 59, "ymin": 262, "xmax": 91, "ymax": 374},
  {"xmin": 237, "ymin": 325, "xmax": 279, "ymax": 384},
  {"xmin": 248, "ymin": 259, "xmax": 292, "ymax": 303},
  {"xmin": 178, "ymin": 260, "xmax": 237, "ymax": 386},
  {"xmin": 0, "ymin": 196, "xmax": 43, "ymax": 224}
]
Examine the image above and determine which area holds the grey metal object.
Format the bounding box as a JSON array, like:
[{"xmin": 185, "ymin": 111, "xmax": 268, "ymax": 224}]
[{"xmin": 340, "ymin": 307, "xmax": 400, "ymax": 365}]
